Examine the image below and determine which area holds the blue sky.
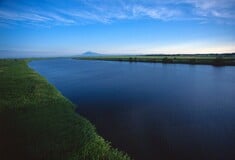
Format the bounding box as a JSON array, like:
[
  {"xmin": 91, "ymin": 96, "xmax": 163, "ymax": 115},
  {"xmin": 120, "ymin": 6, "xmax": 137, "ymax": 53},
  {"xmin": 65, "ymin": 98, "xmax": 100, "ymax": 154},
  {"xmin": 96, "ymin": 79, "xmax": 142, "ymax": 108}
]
[{"xmin": 0, "ymin": 0, "xmax": 235, "ymax": 57}]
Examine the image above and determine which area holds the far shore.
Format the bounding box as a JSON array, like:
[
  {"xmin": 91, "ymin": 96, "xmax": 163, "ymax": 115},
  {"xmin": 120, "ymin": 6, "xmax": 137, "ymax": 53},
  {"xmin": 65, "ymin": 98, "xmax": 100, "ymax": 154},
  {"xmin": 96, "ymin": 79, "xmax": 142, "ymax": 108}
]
[{"xmin": 75, "ymin": 53, "xmax": 235, "ymax": 66}]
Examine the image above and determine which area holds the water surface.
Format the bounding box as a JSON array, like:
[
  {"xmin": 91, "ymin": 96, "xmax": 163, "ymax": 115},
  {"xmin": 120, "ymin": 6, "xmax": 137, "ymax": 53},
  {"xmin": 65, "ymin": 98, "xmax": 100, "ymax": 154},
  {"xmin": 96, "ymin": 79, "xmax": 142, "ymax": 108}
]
[{"xmin": 29, "ymin": 59, "xmax": 235, "ymax": 160}]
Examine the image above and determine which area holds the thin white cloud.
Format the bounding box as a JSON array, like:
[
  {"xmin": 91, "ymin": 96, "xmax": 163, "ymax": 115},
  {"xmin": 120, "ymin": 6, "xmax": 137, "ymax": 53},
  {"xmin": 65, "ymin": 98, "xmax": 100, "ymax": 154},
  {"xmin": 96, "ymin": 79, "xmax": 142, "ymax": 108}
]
[
  {"xmin": 0, "ymin": 0, "xmax": 234, "ymax": 27},
  {"xmin": 0, "ymin": 9, "xmax": 76, "ymax": 26},
  {"xmin": 182, "ymin": 0, "xmax": 235, "ymax": 19},
  {"xmin": 0, "ymin": 10, "xmax": 49, "ymax": 22},
  {"xmin": 43, "ymin": 12, "xmax": 76, "ymax": 24},
  {"xmin": 131, "ymin": 5, "xmax": 181, "ymax": 20}
]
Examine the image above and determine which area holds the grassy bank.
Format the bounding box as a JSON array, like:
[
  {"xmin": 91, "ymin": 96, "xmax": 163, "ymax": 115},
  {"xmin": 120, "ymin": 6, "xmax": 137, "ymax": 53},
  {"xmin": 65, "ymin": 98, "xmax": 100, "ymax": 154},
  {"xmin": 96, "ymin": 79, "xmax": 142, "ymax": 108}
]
[
  {"xmin": 76, "ymin": 54, "xmax": 235, "ymax": 66},
  {"xmin": 0, "ymin": 59, "xmax": 130, "ymax": 160}
]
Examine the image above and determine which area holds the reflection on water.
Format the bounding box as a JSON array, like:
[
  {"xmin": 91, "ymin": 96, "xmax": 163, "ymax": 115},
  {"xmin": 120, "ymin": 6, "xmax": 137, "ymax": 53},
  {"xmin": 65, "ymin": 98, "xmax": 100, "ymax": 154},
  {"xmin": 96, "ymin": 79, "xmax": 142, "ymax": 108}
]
[{"xmin": 29, "ymin": 59, "xmax": 235, "ymax": 160}]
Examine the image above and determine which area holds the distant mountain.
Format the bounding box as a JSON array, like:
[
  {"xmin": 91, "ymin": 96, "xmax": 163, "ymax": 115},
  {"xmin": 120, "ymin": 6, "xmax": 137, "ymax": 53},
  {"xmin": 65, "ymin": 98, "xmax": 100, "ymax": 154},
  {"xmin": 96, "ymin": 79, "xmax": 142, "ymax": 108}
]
[{"xmin": 81, "ymin": 51, "xmax": 102, "ymax": 56}]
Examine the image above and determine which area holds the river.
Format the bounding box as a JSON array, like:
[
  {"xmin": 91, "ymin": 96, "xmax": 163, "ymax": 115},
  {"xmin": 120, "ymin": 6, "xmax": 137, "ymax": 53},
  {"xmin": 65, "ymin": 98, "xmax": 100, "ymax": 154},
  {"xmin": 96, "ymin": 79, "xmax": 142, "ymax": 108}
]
[{"xmin": 29, "ymin": 58, "xmax": 235, "ymax": 160}]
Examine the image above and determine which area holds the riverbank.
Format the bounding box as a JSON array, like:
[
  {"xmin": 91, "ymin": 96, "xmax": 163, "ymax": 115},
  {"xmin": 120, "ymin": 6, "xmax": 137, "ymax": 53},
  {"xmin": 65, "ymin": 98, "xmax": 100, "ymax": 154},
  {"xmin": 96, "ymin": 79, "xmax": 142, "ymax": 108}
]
[
  {"xmin": 0, "ymin": 59, "xmax": 130, "ymax": 160},
  {"xmin": 75, "ymin": 54, "xmax": 235, "ymax": 66}
]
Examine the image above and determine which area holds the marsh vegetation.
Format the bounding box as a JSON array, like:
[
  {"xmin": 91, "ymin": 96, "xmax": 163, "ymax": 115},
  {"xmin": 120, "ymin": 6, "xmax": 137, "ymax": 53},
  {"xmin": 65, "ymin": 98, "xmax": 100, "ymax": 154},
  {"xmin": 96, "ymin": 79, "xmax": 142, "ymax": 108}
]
[
  {"xmin": 76, "ymin": 53, "xmax": 235, "ymax": 66},
  {"xmin": 0, "ymin": 59, "xmax": 130, "ymax": 160}
]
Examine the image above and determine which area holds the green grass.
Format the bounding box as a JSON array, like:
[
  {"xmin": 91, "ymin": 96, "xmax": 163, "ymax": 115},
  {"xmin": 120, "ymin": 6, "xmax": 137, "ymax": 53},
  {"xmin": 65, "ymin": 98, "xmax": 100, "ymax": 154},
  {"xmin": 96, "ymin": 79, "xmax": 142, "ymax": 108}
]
[
  {"xmin": 75, "ymin": 54, "xmax": 235, "ymax": 66},
  {"xmin": 0, "ymin": 59, "xmax": 130, "ymax": 160}
]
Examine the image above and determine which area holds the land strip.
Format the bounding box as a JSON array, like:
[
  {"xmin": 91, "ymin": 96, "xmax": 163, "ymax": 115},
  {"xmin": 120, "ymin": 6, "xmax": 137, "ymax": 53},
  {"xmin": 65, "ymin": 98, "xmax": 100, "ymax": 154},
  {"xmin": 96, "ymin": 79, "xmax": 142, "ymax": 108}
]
[
  {"xmin": 76, "ymin": 54, "xmax": 235, "ymax": 66},
  {"xmin": 0, "ymin": 59, "xmax": 130, "ymax": 160}
]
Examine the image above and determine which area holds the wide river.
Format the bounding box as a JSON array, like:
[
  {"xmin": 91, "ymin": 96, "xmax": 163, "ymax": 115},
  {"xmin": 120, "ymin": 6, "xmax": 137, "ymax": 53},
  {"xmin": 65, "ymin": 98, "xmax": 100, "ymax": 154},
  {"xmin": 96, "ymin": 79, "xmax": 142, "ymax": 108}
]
[{"xmin": 29, "ymin": 59, "xmax": 235, "ymax": 160}]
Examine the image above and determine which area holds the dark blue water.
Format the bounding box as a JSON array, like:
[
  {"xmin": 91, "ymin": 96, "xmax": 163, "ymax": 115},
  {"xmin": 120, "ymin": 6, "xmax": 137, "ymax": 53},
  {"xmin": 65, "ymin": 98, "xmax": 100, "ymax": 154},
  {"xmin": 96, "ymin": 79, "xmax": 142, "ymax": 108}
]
[{"xmin": 29, "ymin": 59, "xmax": 235, "ymax": 160}]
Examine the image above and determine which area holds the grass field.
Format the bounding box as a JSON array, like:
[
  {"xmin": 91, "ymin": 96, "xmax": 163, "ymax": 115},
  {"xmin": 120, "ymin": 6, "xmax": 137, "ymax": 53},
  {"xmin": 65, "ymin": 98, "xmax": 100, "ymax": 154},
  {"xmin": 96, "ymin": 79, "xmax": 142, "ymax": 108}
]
[
  {"xmin": 76, "ymin": 54, "xmax": 235, "ymax": 66},
  {"xmin": 0, "ymin": 59, "xmax": 130, "ymax": 160}
]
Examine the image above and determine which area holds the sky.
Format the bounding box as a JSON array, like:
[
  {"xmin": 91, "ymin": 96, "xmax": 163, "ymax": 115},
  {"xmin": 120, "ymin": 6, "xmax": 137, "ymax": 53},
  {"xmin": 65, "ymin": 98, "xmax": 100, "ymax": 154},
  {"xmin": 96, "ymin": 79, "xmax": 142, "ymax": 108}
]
[{"xmin": 0, "ymin": 0, "xmax": 235, "ymax": 57}]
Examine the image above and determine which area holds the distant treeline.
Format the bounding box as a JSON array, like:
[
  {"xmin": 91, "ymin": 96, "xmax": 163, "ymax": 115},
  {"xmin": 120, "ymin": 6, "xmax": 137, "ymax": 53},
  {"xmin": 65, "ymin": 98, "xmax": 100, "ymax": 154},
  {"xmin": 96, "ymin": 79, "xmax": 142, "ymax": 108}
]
[
  {"xmin": 76, "ymin": 53, "xmax": 235, "ymax": 66},
  {"xmin": 143, "ymin": 53, "xmax": 235, "ymax": 57}
]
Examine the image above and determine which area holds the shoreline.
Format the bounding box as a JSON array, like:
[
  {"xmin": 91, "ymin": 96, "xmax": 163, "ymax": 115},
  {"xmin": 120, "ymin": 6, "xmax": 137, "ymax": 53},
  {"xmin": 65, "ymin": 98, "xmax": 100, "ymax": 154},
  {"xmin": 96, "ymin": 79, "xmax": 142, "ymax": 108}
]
[
  {"xmin": 75, "ymin": 54, "xmax": 235, "ymax": 66},
  {"xmin": 0, "ymin": 59, "xmax": 130, "ymax": 160}
]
